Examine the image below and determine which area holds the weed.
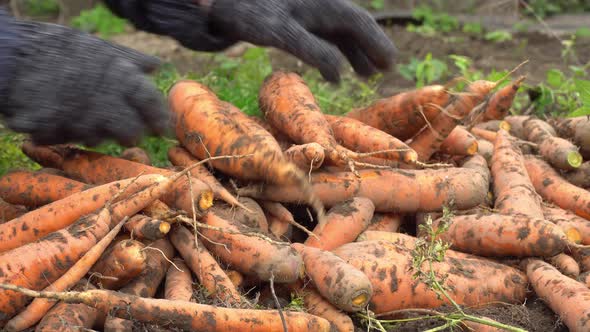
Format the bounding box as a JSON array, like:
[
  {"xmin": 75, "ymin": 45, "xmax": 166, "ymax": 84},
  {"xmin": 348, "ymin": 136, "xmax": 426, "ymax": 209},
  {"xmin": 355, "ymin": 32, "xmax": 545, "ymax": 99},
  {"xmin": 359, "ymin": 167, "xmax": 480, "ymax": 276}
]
[
  {"xmin": 70, "ymin": 4, "xmax": 128, "ymax": 39},
  {"xmin": 0, "ymin": 131, "xmax": 41, "ymax": 176},
  {"xmin": 20, "ymin": 0, "xmax": 59, "ymax": 16},
  {"xmin": 407, "ymin": 5, "xmax": 459, "ymax": 37},
  {"xmin": 484, "ymin": 30, "xmax": 513, "ymax": 43}
]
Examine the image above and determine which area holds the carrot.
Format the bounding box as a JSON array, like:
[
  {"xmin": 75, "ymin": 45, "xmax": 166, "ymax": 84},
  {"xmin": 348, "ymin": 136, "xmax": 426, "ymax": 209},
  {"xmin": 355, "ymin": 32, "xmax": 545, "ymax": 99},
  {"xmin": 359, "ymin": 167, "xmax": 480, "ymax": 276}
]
[
  {"xmin": 22, "ymin": 144, "xmax": 215, "ymax": 218},
  {"xmin": 0, "ymin": 173, "xmax": 160, "ymax": 253},
  {"xmin": 89, "ymin": 239, "xmax": 147, "ymax": 290},
  {"xmin": 304, "ymin": 197, "xmax": 374, "ymax": 251},
  {"xmin": 200, "ymin": 212, "xmax": 304, "ymax": 283},
  {"xmin": 103, "ymin": 317, "xmax": 133, "ymax": 332},
  {"xmin": 524, "ymin": 155, "xmax": 590, "ymax": 220},
  {"xmin": 35, "ymin": 167, "xmax": 70, "ymax": 178},
  {"xmin": 0, "ymin": 198, "xmax": 26, "ymax": 223},
  {"xmin": 408, "ymin": 80, "xmax": 497, "ymax": 161},
  {"xmin": 0, "ymin": 285, "xmax": 332, "ymax": 332},
  {"xmin": 473, "ymin": 120, "xmax": 511, "ymax": 132},
  {"xmin": 525, "ymin": 258, "xmax": 590, "ymax": 332},
  {"xmin": 565, "ymin": 161, "xmax": 590, "ymax": 188},
  {"xmin": 470, "ymin": 127, "xmax": 497, "ymax": 142},
  {"xmin": 267, "ymin": 214, "xmax": 292, "ymax": 241},
  {"xmin": 324, "ymin": 114, "xmax": 418, "ymax": 164},
  {"xmin": 429, "ymin": 212, "xmax": 567, "ymax": 257},
  {"xmin": 167, "ymin": 145, "xmax": 246, "ymax": 209},
  {"xmin": 543, "ymin": 205, "xmax": 589, "ymax": 245},
  {"xmin": 491, "ymin": 129, "xmax": 544, "ymax": 219},
  {"xmin": 169, "ymin": 224, "xmax": 242, "ymax": 305},
  {"xmin": 291, "ymin": 243, "xmax": 372, "ymax": 312},
  {"xmin": 366, "ymin": 213, "xmax": 403, "ymax": 232},
  {"xmin": 288, "ymin": 281, "xmax": 355, "ymax": 332},
  {"xmin": 524, "ymin": 117, "xmax": 583, "ymax": 170},
  {"xmin": 247, "ymin": 114, "xmax": 293, "ymax": 148},
  {"xmin": 548, "ymin": 253, "xmax": 580, "ymax": 278},
  {"xmin": 258, "ymin": 71, "xmax": 375, "ymax": 173},
  {"xmin": 283, "ymin": 143, "xmax": 325, "ymax": 171},
  {"xmin": 0, "ymin": 166, "xmax": 199, "ymax": 324},
  {"xmin": 550, "ymin": 115, "xmax": 590, "ymax": 159},
  {"xmin": 211, "ymin": 197, "xmax": 268, "ymax": 233},
  {"xmin": 123, "ymin": 214, "xmax": 170, "ymax": 241},
  {"xmin": 3, "ymin": 216, "xmax": 125, "ymax": 332},
  {"xmin": 33, "ymin": 280, "xmax": 99, "ymax": 332},
  {"xmin": 439, "ymin": 126, "xmax": 479, "ymax": 156},
  {"xmin": 0, "ymin": 169, "xmax": 89, "ymax": 207},
  {"xmin": 332, "ymin": 240, "xmax": 527, "ymax": 314},
  {"xmin": 226, "ymin": 270, "xmax": 244, "ymax": 288},
  {"xmin": 120, "ymin": 147, "xmax": 151, "ymax": 165},
  {"xmin": 477, "ymin": 76, "xmax": 525, "ymax": 122},
  {"xmin": 504, "ymin": 115, "xmax": 532, "ymax": 139},
  {"xmin": 577, "ymin": 271, "xmax": 590, "ymax": 288},
  {"xmin": 344, "ymin": 84, "xmax": 451, "ymax": 140},
  {"xmin": 568, "ymin": 244, "xmax": 590, "ymax": 273},
  {"xmin": 164, "ymin": 257, "xmax": 194, "ymax": 302},
  {"xmin": 476, "ymin": 138, "xmax": 494, "ymax": 163},
  {"xmin": 141, "ymin": 199, "xmax": 177, "ymax": 221},
  {"xmin": 238, "ymin": 154, "xmax": 490, "ymax": 214},
  {"xmin": 460, "ymin": 316, "xmax": 508, "ymax": 332},
  {"xmin": 20, "ymin": 140, "xmax": 64, "ymax": 169},
  {"xmin": 169, "ymin": 78, "xmax": 325, "ymax": 222}
]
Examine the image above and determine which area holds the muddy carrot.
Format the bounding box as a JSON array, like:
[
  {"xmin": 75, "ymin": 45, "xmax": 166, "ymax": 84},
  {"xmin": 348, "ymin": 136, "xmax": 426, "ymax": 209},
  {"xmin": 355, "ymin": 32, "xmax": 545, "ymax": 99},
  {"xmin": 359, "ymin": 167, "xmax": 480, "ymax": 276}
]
[
  {"xmin": 524, "ymin": 117, "xmax": 583, "ymax": 170},
  {"xmin": 439, "ymin": 126, "xmax": 479, "ymax": 156},
  {"xmin": 247, "ymin": 114, "xmax": 293, "ymax": 148},
  {"xmin": 304, "ymin": 197, "xmax": 375, "ymax": 251},
  {"xmin": 568, "ymin": 244, "xmax": 590, "ymax": 273},
  {"xmin": 225, "ymin": 270, "xmax": 244, "ymax": 288},
  {"xmin": 525, "ymin": 258, "xmax": 590, "ymax": 332},
  {"xmin": 470, "ymin": 127, "xmax": 497, "ymax": 142},
  {"xmin": 365, "ymin": 213, "xmax": 403, "ymax": 232},
  {"xmin": 20, "ymin": 141, "xmax": 64, "ymax": 169},
  {"xmin": 524, "ymin": 155, "xmax": 590, "ymax": 220},
  {"xmin": 283, "ymin": 143, "xmax": 325, "ymax": 171},
  {"xmin": 474, "ymin": 120, "xmax": 511, "ymax": 132},
  {"xmin": 124, "ymin": 214, "xmax": 170, "ymax": 241},
  {"xmin": 211, "ymin": 197, "xmax": 268, "ymax": 233},
  {"xmin": 268, "ymin": 214, "xmax": 292, "ymax": 241},
  {"xmin": 504, "ymin": 115, "xmax": 532, "ymax": 139},
  {"xmin": 543, "ymin": 205, "xmax": 589, "ymax": 245},
  {"xmin": 578, "ymin": 271, "xmax": 590, "ymax": 288},
  {"xmin": 120, "ymin": 147, "xmax": 151, "ymax": 165},
  {"xmin": 169, "ymin": 224, "xmax": 242, "ymax": 305},
  {"xmin": 169, "ymin": 78, "xmax": 325, "ymax": 223},
  {"xmin": 164, "ymin": 257, "xmax": 194, "ymax": 302},
  {"xmin": 550, "ymin": 115, "xmax": 590, "ymax": 159},
  {"xmin": 548, "ymin": 253, "xmax": 580, "ymax": 278},
  {"xmin": 332, "ymin": 240, "xmax": 527, "ymax": 314},
  {"xmin": 491, "ymin": 129, "xmax": 544, "ymax": 218},
  {"xmin": 0, "ymin": 198, "xmax": 26, "ymax": 223},
  {"xmin": 89, "ymin": 239, "xmax": 147, "ymax": 290},
  {"xmin": 477, "ymin": 76, "xmax": 525, "ymax": 122},
  {"xmin": 344, "ymin": 84, "xmax": 451, "ymax": 140},
  {"xmin": 564, "ymin": 161, "xmax": 590, "ymax": 189},
  {"xmin": 476, "ymin": 138, "xmax": 494, "ymax": 164}
]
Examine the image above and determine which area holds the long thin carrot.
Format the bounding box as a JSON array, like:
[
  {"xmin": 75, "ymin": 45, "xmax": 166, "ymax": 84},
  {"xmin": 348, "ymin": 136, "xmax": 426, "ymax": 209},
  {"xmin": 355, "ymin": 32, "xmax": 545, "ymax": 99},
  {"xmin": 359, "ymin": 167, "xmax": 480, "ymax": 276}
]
[
  {"xmin": 238, "ymin": 154, "xmax": 490, "ymax": 214},
  {"xmin": 525, "ymin": 258, "xmax": 590, "ymax": 332},
  {"xmin": 0, "ymin": 284, "xmax": 332, "ymax": 332},
  {"xmin": 291, "ymin": 243, "xmax": 372, "ymax": 312},
  {"xmin": 167, "ymin": 145, "xmax": 247, "ymax": 209},
  {"xmin": 476, "ymin": 76, "xmax": 525, "ymax": 122},
  {"xmin": 0, "ymin": 198, "xmax": 26, "ymax": 223},
  {"xmin": 524, "ymin": 155, "xmax": 590, "ymax": 220},
  {"xmin": 0, "ymin": 170, "xmax": 89, "ymax": 207},
  {"xmin": 169, "ymin": 78, "xmax": 325, "ymax": 223},
  {"xmin": 491, "ymin": 129, "xmax": 544, "ymax": 219},
  {"xmin": 169, "ymin": 224, "xmax": 242, "ymax": 305},
  {"xmin": 344, "ymin": 84, "xmax": 451, "ymax": 140},
  {"xmin": 439, "ymin": 125, "xmax": 479, "ymax": 156},
  {"xmin": 88, "ymin": 239, "xmax": 147, "ymax": 290},
  {"xmin": 164, "ymin": 257, "xmax": 194, "ymax": 302},
  {"xmin": 124, "ymin": 214, "xmax": 170, "ymax": 241},
  {"xmin": 524, "ymin": 117, "xmax": 583, "ymax": 170},
  {"xmin": 3, "ymin": 216, "xmax": 126, "ymax": 332}
]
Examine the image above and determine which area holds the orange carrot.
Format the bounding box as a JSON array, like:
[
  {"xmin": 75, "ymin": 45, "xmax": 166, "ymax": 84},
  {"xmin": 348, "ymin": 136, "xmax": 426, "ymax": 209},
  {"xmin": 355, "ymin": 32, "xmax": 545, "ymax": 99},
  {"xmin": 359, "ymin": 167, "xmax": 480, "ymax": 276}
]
[
  {"xmin": 124, "ymin": 214, "xmax": 170, "ymax": 241},
  {"xmin": 475, "ymin": 139, "xmax": 494, "ymax": 167},
  {"xmin": 169, "ymin": 224, "xmax": 242, "ymax": 305},
  {"xmin": 524, "ymin": 118, "xmax": 583, "ymax": 170},
  {"xmin": 408, "ymin": 80, "xmax": 496, "ymax": 161},
  {"xmin": 568, "ymin": 244, "xmax": 590, "ymax": 273},
  {"xmin": 491, "ymin": 129, "xmax": 544, "ymax": 218},
  {"xmin": 477, "ymin": 76, "xmax": 525, "ymax": 122},
  {"xmin": 268, "ymin": 214, "xmax": 292, "ymax": 241},
  {"xmin": 439, "ymin": 126, "xmax": 479, "ymax": 156},
  {"xmin": 120, "ymin": 147, "xmax": 151, "ymax": 165},
  {"xmin": 470, "ymin": 127, "xmax": 497, "ymax": 142},
  {"xmin": 169, "ymin": 78, "xmax": 325, "ymax": 222},
  {"xmin": 141, "ymin": 199, "xmax": 177, "ymax": 221},
  {"xmin": 247, "ymin": 114, "xmax": 293, "ymax": 148},
  {"xmin": 22, "ymin": 144, "xmax": 215, "ymax": 218},
  {"xmin": 474, "ymin": 120, "xmax": 511, "ymax": 132},
  {"xmin": 550, "ymin": 115, "xmax": 590, "ymax": 159},
  {"xmin": 200, "ymin": 212, "xmax": 304, "ymax": 283},
  {"xmin": 20, "ymin": 141, "xmax": 64, "ymax": 169},
  {"xmin": 332, "ymin": 240, "xmax": 527, "ymax": 314},
  {"xmin": 548, "ymin": 253, "xmax": 580, "ymax": 278},
  {"xmin": 167, "ymin": 145, "xmax": 245, "ymax": 209},
  {"xmin": 345, "ymin": 84, "xmax": 451, "ymax": 140},
  {"xmin": 0, "ymin": 198, "xmax": 26, "ymax": 223},
  {"xmin": 0, "ymin": 173, "xmax": 160, "ymax": 253},
  {"xmin": 365, "ymin": 213, "xmax": 403, "ymax": 232},
  {"xmin": 89, "ymin": 239, "xmax": 147, "ymax": 290},
  {"xmin": 504, "ymin": 115, "xmax": 531, "ymax": 139},
  {"xmin": 430, "ymin": 212, "xmax": 567, "ymax": 257},
  {"xmin": 324, "ymin": 114, "xmax": 418, "ymax": 164},
  {"xmin": 292, "ymin": 243, "xmax": 372, "ymax": 312},
  {"xmin": 164, "ymin": 257, "xmax": 194, "ymax": 302},
  {"xmin": 211, "ymin": 197, "xmax": 268, "ymax": 233},
  {"xmin": 0, "ymin": 285, "xmax": 332, "ymax": 332},
  {"xmin": 524, "ymin": 155, "xmax": 590, "ymax": 220},
  {"xmin": 577, "ymin": 271, "xmax": 590, "ymax": 288},
  {"xmin": 304, "ymin": 197, "xmax": 374, "ymax": 251},
  {"xmin": 543, "ymin": 205, "xmax": 589, "ymax": 245},
  {"xmin": 525, "ymin": 258, "xmax": 590, "ymax": 332},
  {"xmin": 238, "ymin": 154, "xmax": 490, "ymax": 214},
  {"xmin": 0, "ymin": 169, "xmax": 89, "ymax": 207},
  {"xmin": 3, "ymin": 216, "xmax": 126, "ymax": 332},
  {"xmin": 565, "ymin": 161, "xmax": 590, "ymax": 188},
  {"xmin": 283, "ymin": 143, "xmax": 325, "ymax": 171}
]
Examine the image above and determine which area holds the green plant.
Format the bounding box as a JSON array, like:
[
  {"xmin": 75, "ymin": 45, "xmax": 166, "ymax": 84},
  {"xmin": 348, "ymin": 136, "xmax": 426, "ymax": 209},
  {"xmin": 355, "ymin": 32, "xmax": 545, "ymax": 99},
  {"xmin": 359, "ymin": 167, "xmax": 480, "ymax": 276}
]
[
  {"xmin": 369, "ymin": 0, "xmax": 385, "ymax": 10},
  {"xmin": 397, "ymin": 53, "xmax": 449, "ymax": 88},
  {"xmin": 484, "ymin": 30, "xmax": 513, "ymax": 43},
  {"xmin": 407, "ymin": 5, "xmax": 459, "ymax": 37},
  {"xmin": 21, "ymin": 0, "xmax": 60, "ymax": 16},
  {"xmin": 462, "ymin": 22, "xmax": 483, "ymax": 35},
  {"xmin": 70, "ymin": 4, "xmax": 128, "ymax": 39},
  {"xmin": 0, "ymin": 131, "xmax": 41, "ymax": 176}
]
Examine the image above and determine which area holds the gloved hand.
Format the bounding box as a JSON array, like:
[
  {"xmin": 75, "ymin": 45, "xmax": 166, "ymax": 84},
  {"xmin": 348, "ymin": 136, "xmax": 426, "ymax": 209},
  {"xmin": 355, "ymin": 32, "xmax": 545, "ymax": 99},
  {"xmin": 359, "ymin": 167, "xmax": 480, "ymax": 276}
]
[
  {"xmin": 0, "ymin": 18, "xmax": 170, "ymax": 147},
  {"xmin": 207, "ymin": 0, "xmax": 398, "ymax": 82}
]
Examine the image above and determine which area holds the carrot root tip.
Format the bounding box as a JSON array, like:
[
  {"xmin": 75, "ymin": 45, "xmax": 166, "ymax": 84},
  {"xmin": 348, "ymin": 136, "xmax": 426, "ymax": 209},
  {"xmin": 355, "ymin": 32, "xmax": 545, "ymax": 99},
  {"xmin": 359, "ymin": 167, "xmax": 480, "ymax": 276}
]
[
  {"xmin": 567, "ymin": 151, "xmax": 583, "ymax": 169},
  {"xmin": 499, "ymin": 121, "xmax": 511, "ymax": 131},
  {"xmin": 199, "ymin": 191, "xmax": 215, "ymax": 211}
]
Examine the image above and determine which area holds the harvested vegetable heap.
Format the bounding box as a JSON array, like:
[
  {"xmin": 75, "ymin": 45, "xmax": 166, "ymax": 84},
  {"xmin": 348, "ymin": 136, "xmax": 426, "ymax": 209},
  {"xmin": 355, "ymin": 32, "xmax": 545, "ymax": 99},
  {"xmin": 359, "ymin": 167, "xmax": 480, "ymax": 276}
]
[{"xmin": 0, "ymin": 70, "xmax": 589, "ymax": 332}]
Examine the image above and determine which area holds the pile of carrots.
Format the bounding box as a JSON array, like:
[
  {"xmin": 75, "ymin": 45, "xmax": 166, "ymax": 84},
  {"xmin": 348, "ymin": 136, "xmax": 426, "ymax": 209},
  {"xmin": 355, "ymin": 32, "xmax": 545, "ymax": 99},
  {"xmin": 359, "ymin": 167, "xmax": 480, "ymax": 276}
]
[{"xmin": 0, "ymin": 69, "xmax": 588, "ymax": 332}]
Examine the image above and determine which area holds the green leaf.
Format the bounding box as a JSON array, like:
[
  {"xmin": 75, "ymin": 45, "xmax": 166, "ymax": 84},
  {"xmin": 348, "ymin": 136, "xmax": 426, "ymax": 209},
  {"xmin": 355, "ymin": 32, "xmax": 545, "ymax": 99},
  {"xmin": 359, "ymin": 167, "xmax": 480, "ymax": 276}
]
[
  {"xmin": 546, "ymin": 69, "xmax": 565, "ymax": 88},
  {"xmin": 568, "ymin": 106, "xmax": 590, "ymax": 117},
  {"xmin": 575, "ymin": 78, "xmax": 590, "ymax": 108}
]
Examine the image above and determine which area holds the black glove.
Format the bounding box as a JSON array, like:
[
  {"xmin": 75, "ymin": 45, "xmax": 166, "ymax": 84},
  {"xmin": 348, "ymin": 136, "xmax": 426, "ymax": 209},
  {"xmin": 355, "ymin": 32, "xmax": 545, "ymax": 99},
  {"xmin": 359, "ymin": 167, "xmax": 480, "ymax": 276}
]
[
  {"xmin": 208, "ymin": 0, "xmax": 398, "ymax": 82},
  {"xmin": 0, "ymin": 18, "xmax": 171, "ymax": 147}
]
